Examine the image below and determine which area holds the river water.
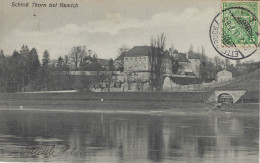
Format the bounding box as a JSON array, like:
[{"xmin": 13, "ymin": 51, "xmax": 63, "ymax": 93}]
[{"xmin": 0, "ymin": 109, "xmax": 258, "ymax": 163}]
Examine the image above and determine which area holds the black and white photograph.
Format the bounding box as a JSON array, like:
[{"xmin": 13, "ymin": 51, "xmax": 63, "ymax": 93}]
[{"xmin": 0, "ymin": 0, "xmax": 259, "ymax": 162}]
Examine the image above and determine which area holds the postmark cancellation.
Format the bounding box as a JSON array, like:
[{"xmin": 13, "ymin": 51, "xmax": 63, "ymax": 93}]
[
  {"xmin": 222, "ymin": 1, "xmax": 258, "ymax": 47},
  {"xmin": 210, "ymin": 0, "xmax": 259, "ymax": 60}
]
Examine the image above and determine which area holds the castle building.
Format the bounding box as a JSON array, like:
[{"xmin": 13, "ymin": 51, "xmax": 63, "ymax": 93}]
[
  {"xmin": 123, "ymin": 46, "xmax": 151, "ymax": 82},
  {"xmin": 187, "ymin": 51, "xmax": 201, "ymax": 77},
  {"xmin": 123, "ymin": 46, "xmax": 172, "ymax": 82},
  {"xmin": 170, "ymin": 50, "xmax": 193, "ymax": 75}
]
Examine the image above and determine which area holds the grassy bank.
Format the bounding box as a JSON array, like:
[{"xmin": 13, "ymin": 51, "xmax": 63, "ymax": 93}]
[
  {"xmin": 212, "ymin": 69, "xmax": 260, "ymax": 92},
  {"xmin": 0, "ymin": 92, "xmax": 258, "ymax": 115},
  {"xmin": 0, "ymin": 91, "xmax": 212, "ymax": 102},
  {"xmin": 0, "ymin": 101, "xmax": 258, "ymax": 116}
]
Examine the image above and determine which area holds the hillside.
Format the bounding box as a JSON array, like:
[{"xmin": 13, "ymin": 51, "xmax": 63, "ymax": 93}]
[{"xmin": 212, "ymin": 69, "xmax": 260, "ymax": 91}]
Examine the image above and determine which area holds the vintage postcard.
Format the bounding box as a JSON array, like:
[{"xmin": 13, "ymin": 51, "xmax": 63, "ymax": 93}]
[{"xmin": 0, "ymin": 0, "xmax": 259, "ymax": 162}]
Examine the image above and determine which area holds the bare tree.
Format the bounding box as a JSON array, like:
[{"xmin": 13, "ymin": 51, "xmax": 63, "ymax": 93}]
[
  {"xmin": 106, "ymin": 59, "xmax": 115, "ymax": 92},
  {"xmin": 214, "ymin": 56, "xmax": 223, "ymax": 73},
  {"xmin": 69, "ymin": 46, "xmax": 87, "ymax": 70},
  {"xmin": 197, "ymin": 47, "xmax": 200, "ymax": 54},
  {"xmin": 64, "ymin": 55, "xmax": 70, "ymax": 71},
  {"xmin": 149, "ymin": 33, "xmax": 166, "ymax": 91},
  {"xmin": 169, "ymin": 43, "xmax": 175, "ymax": 53},
  {"xmin": 117, "ymin": 45, "xmax": 129, "ymax": 57},
  {"xmin": 79, "ymin": 46, "xmax": 87, "ymax": 70},
  {"xmin": 236, "ymin": 60, "xmax": 241, "ymax": 69},
  {"xmin": 189, "ymin": 44, "xmax": 194, "ymax": 51},
  {"xmin": 69, "ymin": 47, "xmax": 79, "ymax": 70},
  {"xmin": 214, "ymin": 56, "xmax": 220, "ymax": 67},
  {"xmin": 149, "ymin": 37, "xmax": 156, "ymax": 91},
  {"xmin": 201, "ymin": 46, "xmax": 205, "ymax": 55},
  {"xmin": 224, "ymin": 58, "xmax": 230, "ymax": 69}
]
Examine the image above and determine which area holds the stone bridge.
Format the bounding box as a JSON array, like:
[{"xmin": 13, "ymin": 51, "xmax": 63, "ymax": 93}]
[{"xmin": 207, "ymin": 90, "xmax": 246, "ymax": 103}]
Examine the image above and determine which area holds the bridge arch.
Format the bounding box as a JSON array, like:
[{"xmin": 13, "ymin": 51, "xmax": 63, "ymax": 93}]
[
  {"xmin": 207, "ymin": 90, "xmax": 246, "ymax": 103},
  {"xmin": 217, "ymin": 93, "xmax": 234, "ymax": 103}
]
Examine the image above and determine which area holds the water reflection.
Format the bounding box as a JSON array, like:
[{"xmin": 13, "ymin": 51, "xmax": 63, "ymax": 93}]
[{"xmin": 0, "ymin": 110, "xmax": 258, "ymax": 163}]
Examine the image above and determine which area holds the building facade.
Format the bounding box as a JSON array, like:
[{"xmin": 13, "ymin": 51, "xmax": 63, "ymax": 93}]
[
  {"xmin": 123, "ymin": 46, "xmax": 151, "ymax": 82},
  {"xmin": 124, "ymin": 56, "xmax": 149, "ymax": 72},
  {"xmin": 123, "ymin": 46, "xmax": 172, "ymax": 82},
  {"xmin": 215, "ymin": 70, "xmax": 232, "ymax": 83}
]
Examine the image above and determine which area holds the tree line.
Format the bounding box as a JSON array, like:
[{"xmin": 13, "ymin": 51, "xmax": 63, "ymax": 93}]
[
  {"xmin": 0, "ymin": 45, "xmax": 113, "ymax": 93},
  {"xmin": 0, "ymin": 42, "xmax": 258, "ymax": 93}
]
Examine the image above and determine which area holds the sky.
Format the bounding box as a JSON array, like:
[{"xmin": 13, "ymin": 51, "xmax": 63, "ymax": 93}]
[{"xmin": 0, "ymin": 0, "xmax": 259, "ymax": 62}]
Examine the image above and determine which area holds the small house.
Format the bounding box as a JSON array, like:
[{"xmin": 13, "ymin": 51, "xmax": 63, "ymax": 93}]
[{"xmin": 215, "ymin": 70, "xmax": 232, "ymax": 83}]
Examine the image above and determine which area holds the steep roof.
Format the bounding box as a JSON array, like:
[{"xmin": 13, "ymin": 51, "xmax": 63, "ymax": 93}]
[
  {"xmin": 125, "ymin": 46, "xmax": 170, "ymax": 59},
  {"xmin": 125, "ymin": 46, "xmax": 151, "ymax": 57}
]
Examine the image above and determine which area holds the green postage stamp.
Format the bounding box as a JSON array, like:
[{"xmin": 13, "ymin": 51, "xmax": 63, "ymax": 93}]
[{"xmin": 222, "ymin": 0, "xmax": 259, "ymax": 47}]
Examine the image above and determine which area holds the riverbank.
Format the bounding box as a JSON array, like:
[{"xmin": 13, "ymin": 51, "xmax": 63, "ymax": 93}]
[
  {"xmin": 0, "ymin": 98, "xmax": 258, "ymax": 116},
  {"xmin": 0, "ymin": 92, "xmax": 258, "ymax": 115},
  {"xmin": 0, "ymin": 91, "xmax": 212, "ymax": 102},
  {"xmin": 0, "ymin": 103, "xmax": 258, "ymax": 116}
]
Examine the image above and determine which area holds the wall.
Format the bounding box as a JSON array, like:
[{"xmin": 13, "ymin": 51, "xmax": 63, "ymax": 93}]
[
  {"xmin": 67, "ymin": 71, "xmax": 121, "ymax": 76},
  {"xmin": 127, "ymin": 72, "xmax": 150, "ymax": 82},
  {"xmin": 162, "ymin": 76, "xmax": 238, "ymax": 92},
  {"xmin": 163, "ymin": 77, "xmax": 203, "ymax": 92}
]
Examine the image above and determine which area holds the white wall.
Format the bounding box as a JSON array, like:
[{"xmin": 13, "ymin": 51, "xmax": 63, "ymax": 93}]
[{"xmin": 216, "ymin": 70, "xmax": 232, "ymax": 83}]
